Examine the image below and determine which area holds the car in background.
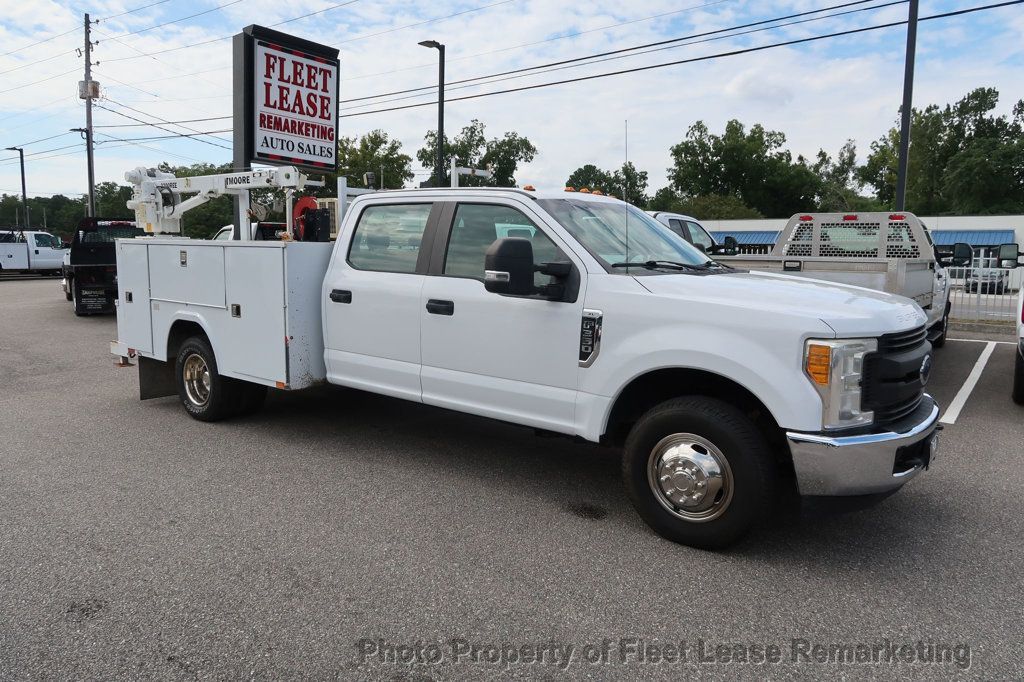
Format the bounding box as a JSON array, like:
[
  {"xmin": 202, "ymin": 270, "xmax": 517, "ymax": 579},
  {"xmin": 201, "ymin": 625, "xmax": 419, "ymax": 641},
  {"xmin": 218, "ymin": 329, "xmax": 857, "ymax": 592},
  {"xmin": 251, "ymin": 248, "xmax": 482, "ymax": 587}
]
[
  {"xmin": 0, "ymin": 229, "xmax": 65, "ymax": 275},
  {"xmin": 62, "ymin": 219, "xmax": 144, "ymax": 315},
  {"xmin": 966, "ymin": 266, "xmax": 1009, "ymax": 294}
]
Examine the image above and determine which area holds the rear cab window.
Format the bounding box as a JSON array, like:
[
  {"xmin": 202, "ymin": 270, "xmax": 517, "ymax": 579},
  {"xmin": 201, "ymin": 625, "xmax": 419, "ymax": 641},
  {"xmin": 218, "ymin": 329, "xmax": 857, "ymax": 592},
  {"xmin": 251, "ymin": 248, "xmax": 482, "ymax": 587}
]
[{"xmin": 348, "ymin": 203, "xmax": 433, "ymax": 273}]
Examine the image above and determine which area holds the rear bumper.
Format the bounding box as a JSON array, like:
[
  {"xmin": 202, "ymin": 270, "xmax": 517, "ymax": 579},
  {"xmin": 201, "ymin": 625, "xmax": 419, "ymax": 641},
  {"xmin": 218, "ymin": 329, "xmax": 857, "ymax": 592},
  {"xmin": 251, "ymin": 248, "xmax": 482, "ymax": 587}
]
[{"xmin": 786, "ymin": 396, "xmax": 940, "ymax": 496}]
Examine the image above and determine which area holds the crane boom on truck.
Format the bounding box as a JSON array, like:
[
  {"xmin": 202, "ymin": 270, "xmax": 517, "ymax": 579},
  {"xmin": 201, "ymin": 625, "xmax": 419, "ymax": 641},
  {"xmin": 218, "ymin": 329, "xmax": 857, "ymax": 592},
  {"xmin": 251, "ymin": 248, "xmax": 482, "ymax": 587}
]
[{"xmin": 125, "ymin": 166, "xmax": 317, "ymax": 237}]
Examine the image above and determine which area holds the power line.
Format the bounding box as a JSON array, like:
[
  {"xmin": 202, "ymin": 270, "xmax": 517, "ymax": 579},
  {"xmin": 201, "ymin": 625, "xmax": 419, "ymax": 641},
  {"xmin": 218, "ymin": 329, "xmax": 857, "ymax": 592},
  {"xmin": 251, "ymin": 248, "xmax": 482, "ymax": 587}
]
[
  {"xmin": 0, "ymin": 47, "xmax": 79, "ymax": 77},
  {"xmin": 6, "ymin": 131, "xmax": 75, "ymax": 148},
  {"xmin": 337, "ymin": 1, "xmax": 1024, "ymax": 119},
  {"xmin": 0, "ymin": 26, "xmax": 79, "ymax": 58},
  {"xmin": 93, "ymin": 115, "xmax": 231, "ymax": 128},
  {"xmin": 270, "ymin": 0, "xmax": 363, "ymax": 27},
  {"xmin": 103, "ymin": 97, "xmax": 233, "ymax": 144},
  {"xmin": 342, "ymin": 0, "xmax": 735, "ymax": 82},
  {"xmin": 101, "ymin": 0, "xmax": 246, "ymax": 40},
  {"xmin": 102, "ymin": 0, "xmax": 514, "ymax": 63},
  {"xmin": 339, "ymin": 0, "xmax": 891, "ymax": 108},
  {"xmin": 93, "ymin": 132, "xmax": 203, "ymax": 163},
  {"xmin": 93, "ymin": 102, "xmax": 232, "ymax": 150},
  {"xmin": 97, "ymin": 129, "xmax": 232, "ymax": 143},
  {"xmin": 100, "ymin": 0, "xmax": 173, "ymax": 21},
  {"xmin": 0, "ymin": 67, "xmax": 81, "ymax": 96},
  {"xmin": 336, "ymin": 0, "xmax": 515, "ymax": 44}
]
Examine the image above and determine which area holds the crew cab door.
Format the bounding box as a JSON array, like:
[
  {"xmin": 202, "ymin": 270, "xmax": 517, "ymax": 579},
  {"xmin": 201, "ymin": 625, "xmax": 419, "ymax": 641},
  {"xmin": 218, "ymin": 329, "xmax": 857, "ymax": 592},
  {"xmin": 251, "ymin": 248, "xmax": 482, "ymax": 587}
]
[
  {"xmin": 30, "ymin": 233, "xmax": 64, "ymax": 269},
  {"xmin": 419, "ymin": 200, "xmax": 585, "ymax": 433},
  {"xmin": 322, "ymin": 201, "xmax": 439, "ymax": 402}
]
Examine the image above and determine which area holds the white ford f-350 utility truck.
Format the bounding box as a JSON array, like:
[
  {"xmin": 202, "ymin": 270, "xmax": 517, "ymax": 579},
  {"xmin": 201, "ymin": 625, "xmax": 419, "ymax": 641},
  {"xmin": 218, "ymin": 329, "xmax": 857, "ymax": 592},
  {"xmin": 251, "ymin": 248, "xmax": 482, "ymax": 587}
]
[
  {"xmin": 111, "ymin": 175, "xmax": 941, "ymax": 549},
  {"xmin": 0, "ymin": 229, "xmax": 65, "ymax": 274}
]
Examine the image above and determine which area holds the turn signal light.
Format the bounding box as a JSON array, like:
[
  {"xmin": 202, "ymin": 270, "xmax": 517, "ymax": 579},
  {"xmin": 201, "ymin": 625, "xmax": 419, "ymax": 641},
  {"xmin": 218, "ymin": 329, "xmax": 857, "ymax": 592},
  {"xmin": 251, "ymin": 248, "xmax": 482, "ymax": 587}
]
[{"xmin": 805, "ymin": 344, "xmax": 832, "ymax": 385}]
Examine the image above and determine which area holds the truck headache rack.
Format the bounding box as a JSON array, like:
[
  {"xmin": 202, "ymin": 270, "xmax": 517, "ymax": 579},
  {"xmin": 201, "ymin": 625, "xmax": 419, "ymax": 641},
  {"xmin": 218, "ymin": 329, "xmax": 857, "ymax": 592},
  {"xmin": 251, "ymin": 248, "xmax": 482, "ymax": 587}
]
[{"xmin": 780, "ymin": 214, "xmax": 923, "ymax": 260}]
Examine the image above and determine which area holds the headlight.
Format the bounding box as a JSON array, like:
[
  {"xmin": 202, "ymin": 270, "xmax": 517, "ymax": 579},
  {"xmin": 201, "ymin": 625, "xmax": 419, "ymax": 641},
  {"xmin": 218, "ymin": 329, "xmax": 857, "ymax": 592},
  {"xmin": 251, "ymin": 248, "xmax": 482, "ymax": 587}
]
[{"xmin": 804, "ymin": 337, "xmax": 877, "ymax": 430}]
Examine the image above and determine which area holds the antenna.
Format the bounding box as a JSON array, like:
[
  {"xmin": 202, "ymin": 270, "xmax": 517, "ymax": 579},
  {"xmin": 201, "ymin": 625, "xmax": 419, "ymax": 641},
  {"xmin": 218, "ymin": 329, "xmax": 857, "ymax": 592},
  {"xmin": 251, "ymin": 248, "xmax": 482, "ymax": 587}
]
[{"xmin": 624, "ymin": 119, "xmax": 629, "ymax": 267}]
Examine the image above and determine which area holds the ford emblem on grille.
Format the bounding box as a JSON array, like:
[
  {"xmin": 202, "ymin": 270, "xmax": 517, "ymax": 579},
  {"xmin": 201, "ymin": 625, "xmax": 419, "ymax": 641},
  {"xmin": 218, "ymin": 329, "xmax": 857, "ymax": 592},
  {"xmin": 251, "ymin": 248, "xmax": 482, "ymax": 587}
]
[{"xmin": 920, "ymin": 354, "xmax": 933, "ymax": 386}]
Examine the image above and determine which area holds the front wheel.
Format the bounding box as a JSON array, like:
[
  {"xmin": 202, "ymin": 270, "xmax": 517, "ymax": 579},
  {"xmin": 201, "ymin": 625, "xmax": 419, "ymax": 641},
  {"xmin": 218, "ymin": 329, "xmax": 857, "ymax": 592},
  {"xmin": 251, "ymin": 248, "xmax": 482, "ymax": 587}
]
[
  {"xmin": 622, "ymin": 396, "xmax": 778, "ymax": 550},
  {"xmin": 933, "ymin": 305, "xmax": 950, "ymax": 349}
]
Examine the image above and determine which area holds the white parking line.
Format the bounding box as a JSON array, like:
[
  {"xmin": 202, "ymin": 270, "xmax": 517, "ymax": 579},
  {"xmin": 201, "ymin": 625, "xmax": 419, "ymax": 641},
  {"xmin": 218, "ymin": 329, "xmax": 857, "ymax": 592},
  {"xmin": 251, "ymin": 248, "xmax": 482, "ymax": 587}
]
[
  {"xmin": 940, "ymin": 341, "xmax": 997, "ymax": 425},
  {"xmin": 947, "ymin": 338, "xmax": 1016, "ymax": 345}
]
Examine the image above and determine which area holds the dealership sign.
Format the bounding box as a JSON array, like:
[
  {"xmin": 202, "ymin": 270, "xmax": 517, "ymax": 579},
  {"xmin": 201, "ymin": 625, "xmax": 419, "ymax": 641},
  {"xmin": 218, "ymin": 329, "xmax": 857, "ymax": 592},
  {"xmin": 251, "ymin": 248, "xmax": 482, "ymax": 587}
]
[{"xmin": 233, "ymin": 25, "xmax": 339, "ymax": 171}]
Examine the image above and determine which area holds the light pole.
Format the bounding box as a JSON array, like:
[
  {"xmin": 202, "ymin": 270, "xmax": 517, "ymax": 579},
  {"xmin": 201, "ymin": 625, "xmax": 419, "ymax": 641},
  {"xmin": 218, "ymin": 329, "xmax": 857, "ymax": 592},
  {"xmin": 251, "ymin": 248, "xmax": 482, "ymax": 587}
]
[
  {"xmin": 418, "ymin": 40, "xmax": 445, "ymax": 187},
  {"xmin": 5, "ymin": 146, "xmax": 29, "ymax": 228},
  {"xmin": 894, "ymin": 0, "xmax": 918, "ymax": 211}
]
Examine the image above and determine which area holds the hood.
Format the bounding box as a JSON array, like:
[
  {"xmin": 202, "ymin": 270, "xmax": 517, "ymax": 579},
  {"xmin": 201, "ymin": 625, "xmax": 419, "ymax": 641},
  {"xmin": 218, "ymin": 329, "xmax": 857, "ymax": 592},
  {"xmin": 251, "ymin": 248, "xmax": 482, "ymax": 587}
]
[{"xmin": 637, "ymin": 270, "xmax": 926, "ymax": 338}]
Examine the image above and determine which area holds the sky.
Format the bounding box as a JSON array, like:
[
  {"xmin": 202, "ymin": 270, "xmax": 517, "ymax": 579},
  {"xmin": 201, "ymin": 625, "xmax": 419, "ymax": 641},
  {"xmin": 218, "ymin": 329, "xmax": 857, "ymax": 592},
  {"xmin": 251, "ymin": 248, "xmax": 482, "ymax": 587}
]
[{"xmin": 0, "ymin": 0, "xmax": 1022, "ymax": 203}]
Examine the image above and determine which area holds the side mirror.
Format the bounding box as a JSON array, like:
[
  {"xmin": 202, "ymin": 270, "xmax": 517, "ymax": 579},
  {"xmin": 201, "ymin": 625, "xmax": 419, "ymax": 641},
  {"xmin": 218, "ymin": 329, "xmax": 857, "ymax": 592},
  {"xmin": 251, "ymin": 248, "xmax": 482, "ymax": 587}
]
[
  {"xmin": 484, "ymin": 238, "xmax": 536, "ymax": 296},
  {"xmin": 710, "ymin": 236, "xmax": 739, "ymax": 257},
  {"xmin": 950, "ymin": 242, "xmax": 973, "ymax": 267},
  {"xmin": 998, "ymin": 242, "xmax": 1020, "ymax": 269}
]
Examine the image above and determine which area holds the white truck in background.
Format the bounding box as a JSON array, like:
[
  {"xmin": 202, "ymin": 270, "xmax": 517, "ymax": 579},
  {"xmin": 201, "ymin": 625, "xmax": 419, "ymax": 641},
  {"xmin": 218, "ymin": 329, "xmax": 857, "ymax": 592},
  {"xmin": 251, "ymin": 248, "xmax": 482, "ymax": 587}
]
[
  {"xmin": 111, "ymin": 175, "xmax": 942, "ymax": 549},
  {"xmin": 656, "ymin": 212, "xmax": 971, "ymax": 348},
  {"xmin": 0, "ymin": 229, "xmax": 65, "ymax": 275}
]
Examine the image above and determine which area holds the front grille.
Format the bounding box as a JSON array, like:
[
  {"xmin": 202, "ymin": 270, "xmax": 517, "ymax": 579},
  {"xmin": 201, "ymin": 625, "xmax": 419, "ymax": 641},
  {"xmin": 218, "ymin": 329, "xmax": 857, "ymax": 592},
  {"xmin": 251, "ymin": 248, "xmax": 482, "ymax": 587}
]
[
  {"xmin": 863, "ymin": 325, "xmax": 929, "ymax": 426},
  {"xmin": 877, "ymin": 325, "xmax": 927, "ymax": 353}
]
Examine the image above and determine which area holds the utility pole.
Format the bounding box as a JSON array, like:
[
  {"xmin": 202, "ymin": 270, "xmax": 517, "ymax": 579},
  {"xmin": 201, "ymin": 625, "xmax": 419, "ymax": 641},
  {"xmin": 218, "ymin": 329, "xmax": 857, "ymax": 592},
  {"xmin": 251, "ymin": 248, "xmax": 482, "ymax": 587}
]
[
  {"xmin": 4, "ymin": 146, "xmax": 28, "ymax": 227},
  {"xmin": 894, "ymin": 0, "xmax": 918, "ymax": 211},
  {"xmin": 82, "ymin": 13, "xmax": 97, "ymax": 217}
]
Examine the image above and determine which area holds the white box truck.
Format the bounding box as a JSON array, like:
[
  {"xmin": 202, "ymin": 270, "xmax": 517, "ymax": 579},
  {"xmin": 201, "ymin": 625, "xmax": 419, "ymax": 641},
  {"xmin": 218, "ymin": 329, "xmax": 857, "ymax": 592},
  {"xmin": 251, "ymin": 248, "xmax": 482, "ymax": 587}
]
[{"xmin": 111, "ymin": 179, "xmax": 941, "ymax": 549}]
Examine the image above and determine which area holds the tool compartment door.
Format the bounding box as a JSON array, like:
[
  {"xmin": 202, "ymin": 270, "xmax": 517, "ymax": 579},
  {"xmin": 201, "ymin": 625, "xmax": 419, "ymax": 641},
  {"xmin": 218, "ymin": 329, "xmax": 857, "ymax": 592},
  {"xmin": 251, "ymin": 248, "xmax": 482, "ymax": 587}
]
[
  {"xmin": 220, "ymin": 244, "xmax": 287, "ymax": 384},
  {"xmin": 116, "ymin": 241, "xmax": 153, "ymax": 354}
]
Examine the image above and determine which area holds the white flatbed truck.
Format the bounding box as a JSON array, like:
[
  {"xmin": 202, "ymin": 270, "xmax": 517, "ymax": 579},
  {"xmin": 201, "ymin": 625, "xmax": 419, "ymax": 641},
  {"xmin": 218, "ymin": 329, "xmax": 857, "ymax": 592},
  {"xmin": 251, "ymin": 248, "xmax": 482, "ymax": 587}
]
[{"xmin": 112, "ymin": 176, "xmax": 942, "ymax": 549}]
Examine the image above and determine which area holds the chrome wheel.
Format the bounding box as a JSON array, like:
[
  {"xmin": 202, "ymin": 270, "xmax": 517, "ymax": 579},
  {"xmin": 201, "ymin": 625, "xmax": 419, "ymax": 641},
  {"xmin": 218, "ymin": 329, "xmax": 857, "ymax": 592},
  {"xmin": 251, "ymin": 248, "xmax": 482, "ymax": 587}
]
[
  {"xmin": 182, "ymin": 353, "xmax": 211, "ymax": 407},
  {"xmin": 647, "ymin": 433, "xmax": 734, "ymax": 522}
]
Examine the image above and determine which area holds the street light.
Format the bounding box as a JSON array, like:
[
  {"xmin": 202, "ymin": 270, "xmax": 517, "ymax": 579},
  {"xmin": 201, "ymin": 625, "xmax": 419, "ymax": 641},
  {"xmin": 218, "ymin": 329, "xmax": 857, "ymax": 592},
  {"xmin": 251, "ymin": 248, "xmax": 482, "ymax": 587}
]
[
  {"xmin": 5, "ymin": 146, "xmax": 28, "ymax": 228},
  {"xmin": 418, "ymin": 40, "xmax": 445, "ymax": 187}
]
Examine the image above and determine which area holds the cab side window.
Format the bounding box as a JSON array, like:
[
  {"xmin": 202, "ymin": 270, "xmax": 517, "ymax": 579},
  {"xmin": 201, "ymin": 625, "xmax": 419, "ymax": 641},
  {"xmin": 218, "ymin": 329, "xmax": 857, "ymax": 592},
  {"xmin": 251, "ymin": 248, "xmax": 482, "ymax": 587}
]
[
  {"xmin": 444, "ymin": 203, "xmax": 562, "ymax": 287},
  {"xmin": 686, "ymin": 221, "xmax": 714, "ymax": 252},
  {"xmin": 667, "ymin": 219, "xmax": 689, "ymax": 241},
  {"xmin": 33, "ymin": 233, "xmax": 59, "ymax": 248},
  {"xmin": 348, "ymin": 203, "xmax": 432, "ymax": 274}
]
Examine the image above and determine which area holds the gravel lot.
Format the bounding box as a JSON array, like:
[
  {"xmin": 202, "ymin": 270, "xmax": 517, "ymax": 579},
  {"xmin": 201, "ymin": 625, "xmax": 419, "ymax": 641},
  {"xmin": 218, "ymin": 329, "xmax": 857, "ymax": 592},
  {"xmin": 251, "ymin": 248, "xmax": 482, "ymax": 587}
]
[{"xmin": 1, "ymin": 277, "xmax": 1022, "ymax": 679}]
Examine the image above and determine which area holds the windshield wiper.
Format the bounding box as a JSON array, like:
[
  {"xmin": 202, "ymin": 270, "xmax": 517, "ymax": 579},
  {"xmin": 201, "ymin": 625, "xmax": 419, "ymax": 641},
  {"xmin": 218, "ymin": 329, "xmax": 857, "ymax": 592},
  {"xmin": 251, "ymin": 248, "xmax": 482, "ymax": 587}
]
[{"xmin": 611, "ymin": 260, "xmax": 708, "ymax": 271}]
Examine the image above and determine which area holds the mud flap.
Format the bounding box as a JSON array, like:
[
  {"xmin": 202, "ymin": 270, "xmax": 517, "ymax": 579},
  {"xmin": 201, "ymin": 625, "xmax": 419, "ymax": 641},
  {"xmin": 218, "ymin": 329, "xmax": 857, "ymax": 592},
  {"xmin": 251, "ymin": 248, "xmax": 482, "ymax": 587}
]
[{"xmin": 139, "ymin": 356, "xmax": 177, "ymax": 400}]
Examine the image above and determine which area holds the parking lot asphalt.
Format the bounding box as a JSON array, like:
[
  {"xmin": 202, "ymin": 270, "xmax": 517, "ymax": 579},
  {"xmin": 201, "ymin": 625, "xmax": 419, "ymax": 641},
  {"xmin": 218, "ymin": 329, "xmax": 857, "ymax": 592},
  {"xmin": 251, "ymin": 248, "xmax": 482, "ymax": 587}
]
[{"xmin": 1, "ymin": 278, "xmax": 1022, "ymax": 680}]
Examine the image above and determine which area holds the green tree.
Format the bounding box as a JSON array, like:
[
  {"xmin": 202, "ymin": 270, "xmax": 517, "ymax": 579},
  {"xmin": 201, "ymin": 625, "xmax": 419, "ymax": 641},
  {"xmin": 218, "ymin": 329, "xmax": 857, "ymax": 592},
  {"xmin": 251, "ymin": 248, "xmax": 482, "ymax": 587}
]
[
  {"xmin": 327, "ymin": 129, "xmax": 413, "ymax": 191},
  {"xmin": 668, "ymin": 120, "xmax": 821, "ymax": 217},
  {"xmin": 858, "ymin": 87, "xmax": 1024, "ymax": 214},
  {"xmin": 94, "ymin": 182, "xmax": 134, "ymax": 220},
  {"xmin": 647, "ymin": 189, "xmax": 764, "ymax": 219},
  {"xmin": 566, "ymin": 164, "xmax": 614, "ymax": 191},
  {"xmin": 417, "ymin": 119, "xmax": 537, "ymax": 187}
]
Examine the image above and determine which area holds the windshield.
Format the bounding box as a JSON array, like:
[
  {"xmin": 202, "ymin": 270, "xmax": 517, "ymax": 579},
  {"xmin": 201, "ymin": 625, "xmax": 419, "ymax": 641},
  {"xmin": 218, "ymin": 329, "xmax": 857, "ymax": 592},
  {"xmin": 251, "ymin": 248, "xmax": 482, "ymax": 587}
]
[{"xmin": 539, "ymin": 198, "xmax": 711, "ymax": 269}]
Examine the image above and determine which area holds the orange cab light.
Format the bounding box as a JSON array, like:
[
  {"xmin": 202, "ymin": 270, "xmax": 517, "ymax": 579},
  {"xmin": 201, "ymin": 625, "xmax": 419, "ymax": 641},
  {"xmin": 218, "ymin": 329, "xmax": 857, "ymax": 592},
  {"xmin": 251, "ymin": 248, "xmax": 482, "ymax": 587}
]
[
  {"xmin": 591, "ymin": 189, "xmax": 603, "ymax": 195},
  {"xmin": 579, "ymin": 187, "xmax": 591, "ymax": 193},
  {"xmin": 805, "ymin": 344, "xmax": 831, "ymax": 385},
  {"xmin": 564, "ymin": 186, "xmax": 576, "ymax": 192},
  {"xmin": 799, "ymin": 215, "xmax": 814, "ymax": 222},
  {"xmin": 522, "ymin": 185, "xmax": 536, "ymax": 191}
]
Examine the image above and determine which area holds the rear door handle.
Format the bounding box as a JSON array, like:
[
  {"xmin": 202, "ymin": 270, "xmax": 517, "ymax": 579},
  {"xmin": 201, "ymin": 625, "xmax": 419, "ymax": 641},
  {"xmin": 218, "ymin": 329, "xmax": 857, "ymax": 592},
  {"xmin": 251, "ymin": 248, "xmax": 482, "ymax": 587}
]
[
  {"xmin": 329, "ymin": 289, "xmax": 352, "ymax": 304},
  {"xmin": 425, "ymin": 299, "xmax": 454, "ymax": 315}
]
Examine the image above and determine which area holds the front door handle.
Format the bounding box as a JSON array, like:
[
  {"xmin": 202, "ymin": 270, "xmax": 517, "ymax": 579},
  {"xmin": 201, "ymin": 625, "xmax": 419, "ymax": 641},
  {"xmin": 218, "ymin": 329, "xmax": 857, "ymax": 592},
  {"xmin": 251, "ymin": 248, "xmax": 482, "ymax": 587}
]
[
  {"xmin": 425, "ymin": 299, "xmax": 454, "ymax": 315},
  {"xmin": 330, "ymin": 289, "xmax": 352, "ymax": 304}
]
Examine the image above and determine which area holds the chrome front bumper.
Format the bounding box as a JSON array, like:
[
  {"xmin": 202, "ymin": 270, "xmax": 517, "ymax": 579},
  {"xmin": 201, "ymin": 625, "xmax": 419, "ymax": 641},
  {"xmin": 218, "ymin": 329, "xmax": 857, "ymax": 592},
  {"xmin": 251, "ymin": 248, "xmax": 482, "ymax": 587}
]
[{"xmin": 786, "ymin": 396, "xmax": 940, "ymax": 496}]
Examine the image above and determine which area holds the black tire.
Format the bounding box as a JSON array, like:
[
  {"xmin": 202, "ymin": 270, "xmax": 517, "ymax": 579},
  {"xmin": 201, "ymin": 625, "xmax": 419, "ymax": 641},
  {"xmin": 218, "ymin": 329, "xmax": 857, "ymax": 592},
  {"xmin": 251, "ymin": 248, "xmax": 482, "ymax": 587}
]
[
  {"xmin": 174, "ymin": 336, "xmax": 241, "ymax": 421},
  {"xmin": 71, "ymin": 285, "xmax": 85, "ymax": 317},
  {"xmin": 1013, "ymin": 349, "xmax": 1024, "ymax": 405},
  {"xmin": 622, "ymin": 396, "xmax": 778, "ymax": 550},
  {"xmin": 932, "ymin": 304, "xmax": 950, "ymax": 349},
  {"xmin": 234, "ymin": 381, "xmax": 268, "ymax": 416}
]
